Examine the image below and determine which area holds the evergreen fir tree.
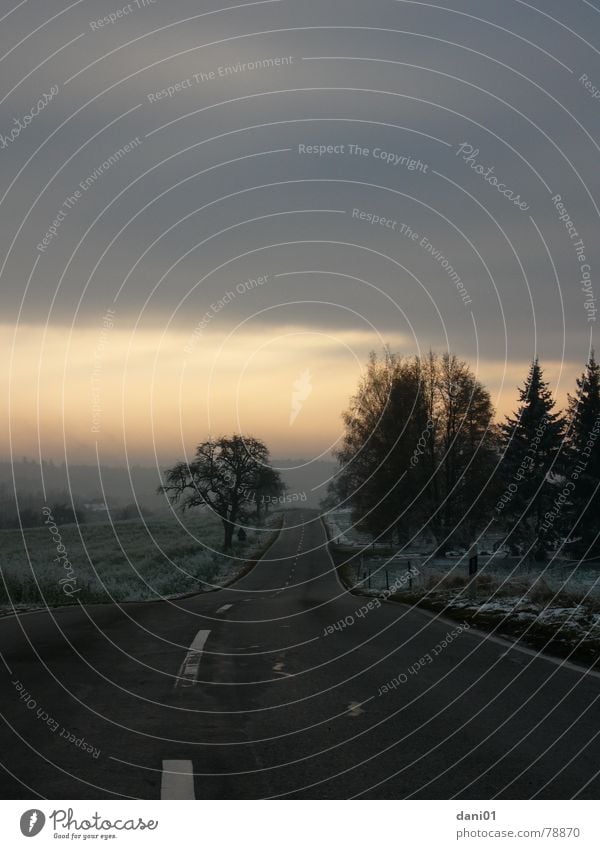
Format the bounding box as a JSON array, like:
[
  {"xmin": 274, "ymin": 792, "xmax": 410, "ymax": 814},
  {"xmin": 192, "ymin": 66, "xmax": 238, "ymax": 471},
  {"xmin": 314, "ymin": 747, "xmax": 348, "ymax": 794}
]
[
  {"xmin": 499, "ymin": 359, "xmax": 566, "ymax": 558},
  {"xmin": 566, "ymin": 351, "xmax": 600, "ymax": 556}
]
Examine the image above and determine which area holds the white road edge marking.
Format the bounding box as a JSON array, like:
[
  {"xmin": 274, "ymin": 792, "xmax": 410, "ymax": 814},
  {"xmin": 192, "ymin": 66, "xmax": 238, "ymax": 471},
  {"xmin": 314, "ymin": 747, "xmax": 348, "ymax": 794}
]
[
  {"xmin": 216, "ymin": 604, "xmax": 233, "ymax": 614},
  {"xmin": 161, "ymin": 760, "xmax": 195, "ymax": 799},
  {"xmin": 175, "ymin": 629, "xmax": 211, "ymax": 688},
  {"xmin": 320, "ymin": 517, "xmax": 600, "ymax": 683},
  {"xmin": 415, "ymin": 606, "xmax": 600, "ymax": 682}
]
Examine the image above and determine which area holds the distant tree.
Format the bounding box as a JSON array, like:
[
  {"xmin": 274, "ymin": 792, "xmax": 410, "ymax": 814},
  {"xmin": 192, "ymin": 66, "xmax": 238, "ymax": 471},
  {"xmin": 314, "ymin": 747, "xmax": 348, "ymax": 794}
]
[
  {"xmin": 18, "ymin": 507, "xmax": 41, "ymax": 528},
  {"xmin": 159, "ymin": 435, "xmax": 283, "ymax": 549},
  {"xmin": 250, "ymin": 465, "xmax": 286, "ymax": 523},
  {"xmin": 50, "ymin": 502, "xmax": 84, "ymax": 525},
  {"xmin": 115, "ymin": 503, "xmax": 154, "ymax": 521},
  {"xmin": 499, "ymin": 359, "xmax": 566, "ymax": 559},
  {"xmin": 566, "ymin": 351, "xmax": 600, "ymax": 556}
]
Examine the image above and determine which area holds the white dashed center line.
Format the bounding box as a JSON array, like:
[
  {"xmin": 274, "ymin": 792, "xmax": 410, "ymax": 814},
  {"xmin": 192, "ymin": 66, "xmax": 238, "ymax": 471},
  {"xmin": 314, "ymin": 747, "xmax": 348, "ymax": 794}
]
[
  {"xmin": 216, "ymin": 603, "xmax": 233, "ymax": 614},
  {"xmin": 161, "ymin": 759, "xmax": 195, "ymax": 799},
  {"xmin": 175, "ymin": 629, "xmax": 210, "ymax": 688},
  {"xmin": 272, "ymin": 661, "xmax": 291, "ymax": 677}
]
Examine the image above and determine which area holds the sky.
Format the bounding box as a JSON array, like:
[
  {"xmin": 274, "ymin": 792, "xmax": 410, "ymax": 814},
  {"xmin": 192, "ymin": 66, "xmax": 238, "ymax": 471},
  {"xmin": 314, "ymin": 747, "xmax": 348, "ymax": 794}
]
[{"xmin": 1, "ymin": 0, "xmax": 599, "ymax": 475}]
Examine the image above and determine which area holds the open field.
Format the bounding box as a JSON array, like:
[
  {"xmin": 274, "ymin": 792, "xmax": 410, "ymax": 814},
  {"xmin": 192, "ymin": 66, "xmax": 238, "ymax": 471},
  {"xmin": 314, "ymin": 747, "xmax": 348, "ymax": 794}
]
[{"xmin": 0, "ymin": 511, "xmax": 281, "ymax": 612}]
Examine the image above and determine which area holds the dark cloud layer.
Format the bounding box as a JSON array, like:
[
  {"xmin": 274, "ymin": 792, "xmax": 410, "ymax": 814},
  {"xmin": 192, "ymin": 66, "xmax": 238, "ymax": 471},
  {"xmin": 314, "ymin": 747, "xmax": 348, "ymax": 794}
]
[{"xmin": 1, "ymin": 0, "xmax": 598, "ymax": 385}]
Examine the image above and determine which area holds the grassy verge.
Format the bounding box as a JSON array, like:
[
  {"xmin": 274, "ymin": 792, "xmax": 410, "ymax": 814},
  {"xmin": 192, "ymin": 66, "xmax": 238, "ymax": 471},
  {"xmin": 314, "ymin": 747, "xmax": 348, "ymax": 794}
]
[{"xmin": 334, "ymin": 548, "xmax": 600, "ymax": 668}]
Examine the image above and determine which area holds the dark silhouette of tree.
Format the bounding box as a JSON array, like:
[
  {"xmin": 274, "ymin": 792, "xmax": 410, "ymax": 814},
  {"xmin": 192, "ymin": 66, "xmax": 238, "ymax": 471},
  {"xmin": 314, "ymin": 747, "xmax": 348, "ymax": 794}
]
[
  {"xmin": 336, "ymin": 350, "xmax": 497, "ymax": 549},
  {"xmin": 159, "ymin": 435, "xmax": 282, "ymax": 549},
  {"xmin": 50, "ymin": 502, "xmax": 85, "ymax": 525},
  {"xmin": 250, "ymin": 465, "xmax": 286, "ymax": 523},
  {"xmin": 115, "ymin": 503, "xmax": 154, "ymax": 521},
  {"xmin": 499, "ymin": 359, "xmax": 566, "ymax": 559},
  {"xmin": 422, "ymin": 352, "xmax": 498, "ymax": 550},
  {"xmin": 336, "ymin": 351, "xmax": 425, "ymax": 543},
  {"xmin": 566, "ymin": 351, "xmax": 600, "ymax": 556},
  {"xmin": 0, "ymin": 491, "xmax": 85, "ymax": 529}
]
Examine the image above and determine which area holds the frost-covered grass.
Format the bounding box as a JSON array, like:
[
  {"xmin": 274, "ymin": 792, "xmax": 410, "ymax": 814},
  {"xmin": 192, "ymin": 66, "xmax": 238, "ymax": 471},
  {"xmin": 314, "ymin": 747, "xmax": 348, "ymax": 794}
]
[
  {"xmin": 328, "ymin": 511, "xmax": 600, "ymax": 663},
  {"xmin": 345, "ymin": 553, "xmax": 600, "ymax": 603},
  {"xmin": 0, "ymin": 512, "xmax": 280, "ymax": 611},
  {"xmin": 324, "ymin": 509, "xmax": 373, "ymax": 547},
  {"xmin": 326, "ymin": 507, "xmax": 600, "ymax": 660},
  {"xmin": 325, "ymin": 507, "xmax": 600, "ymax": 602},
  {"xmin": 336, "ymin": 553, "xmax": 600, "ymax": 663}
]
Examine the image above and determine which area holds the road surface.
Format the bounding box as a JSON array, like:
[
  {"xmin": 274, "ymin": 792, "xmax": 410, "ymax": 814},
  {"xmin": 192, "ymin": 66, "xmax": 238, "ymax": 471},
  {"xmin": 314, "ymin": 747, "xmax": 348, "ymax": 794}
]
[{"xmin": 1, "ymin": 509, "xmax": 599, "ymax": 798}]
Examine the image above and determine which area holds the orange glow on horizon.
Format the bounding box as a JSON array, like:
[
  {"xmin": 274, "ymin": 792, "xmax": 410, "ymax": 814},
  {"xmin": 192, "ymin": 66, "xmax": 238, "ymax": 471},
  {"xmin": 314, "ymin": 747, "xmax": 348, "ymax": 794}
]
[{"xmin": 0, "ymin": 323, "xmax": 583, "ymax": 464}]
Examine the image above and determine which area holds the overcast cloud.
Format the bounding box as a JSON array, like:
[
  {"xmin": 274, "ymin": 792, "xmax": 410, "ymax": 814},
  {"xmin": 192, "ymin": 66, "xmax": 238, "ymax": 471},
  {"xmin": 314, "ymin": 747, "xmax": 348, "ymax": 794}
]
[{"xmin": 1, "ymin": 0, "xmax": 598, "ymax": 460}]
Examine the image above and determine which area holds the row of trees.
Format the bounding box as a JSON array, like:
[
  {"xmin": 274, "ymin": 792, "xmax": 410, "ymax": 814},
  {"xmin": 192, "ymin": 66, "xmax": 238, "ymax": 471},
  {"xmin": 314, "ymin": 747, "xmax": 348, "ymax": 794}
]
[
  {"xmin": 0, "ymin": 496, "xmax": 157, "ymax": 530},
  {"xmin": 329, "ymin": 350, "xmax": 600, "ymax": 560},
  {"xmin": 0, "ymin": 487, "xmax": 85, "ymax": 529}
]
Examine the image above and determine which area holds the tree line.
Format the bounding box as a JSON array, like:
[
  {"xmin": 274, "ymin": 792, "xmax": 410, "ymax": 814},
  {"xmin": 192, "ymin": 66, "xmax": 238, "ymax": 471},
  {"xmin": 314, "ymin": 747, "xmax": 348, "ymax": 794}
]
[
  {"xmin": 0, "ymin": 487, "xmax": 85, "ymax": 530},
  {"xmin": 0, "ymin": 485, "xmax": 156, "ymax": 530},
  {"xmin": 328, "ymin": 350, "xmax": 600, "ymax": 561}
]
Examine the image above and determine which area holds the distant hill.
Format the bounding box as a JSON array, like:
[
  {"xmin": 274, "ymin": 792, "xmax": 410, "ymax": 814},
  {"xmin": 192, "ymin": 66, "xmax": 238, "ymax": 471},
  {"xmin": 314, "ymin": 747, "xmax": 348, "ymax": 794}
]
[
  {"xmin": 272, "ymin": 458, "xmax": 338, "ymax": 508},
  {"xmin": 0, "ymin": 459, "xmax": 167, "ymax": 514},
  {"xmin": 0, "ymin": 456, "xmax": 338, "ymax": 514}
]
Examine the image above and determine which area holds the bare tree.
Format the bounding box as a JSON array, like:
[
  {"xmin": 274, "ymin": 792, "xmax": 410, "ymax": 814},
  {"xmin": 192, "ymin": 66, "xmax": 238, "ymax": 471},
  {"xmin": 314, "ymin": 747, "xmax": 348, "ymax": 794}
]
[{"xmin": 160, "ymin": 435, "xmax": 282, "ymax": 549}]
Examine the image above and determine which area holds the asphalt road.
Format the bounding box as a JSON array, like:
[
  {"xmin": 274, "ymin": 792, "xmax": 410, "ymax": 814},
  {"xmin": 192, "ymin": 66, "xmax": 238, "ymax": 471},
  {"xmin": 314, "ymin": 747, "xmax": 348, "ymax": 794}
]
[{"xmin": 1, "ymin": 509, "xmax": 599, "ymax": 799}]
